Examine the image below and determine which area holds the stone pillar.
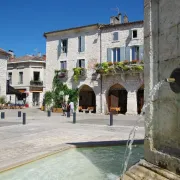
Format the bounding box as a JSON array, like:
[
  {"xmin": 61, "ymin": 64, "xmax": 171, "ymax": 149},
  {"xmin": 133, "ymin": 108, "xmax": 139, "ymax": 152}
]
[{"xmin": 126, "ymin": 91, "xmax": 137, "ymax": 115}]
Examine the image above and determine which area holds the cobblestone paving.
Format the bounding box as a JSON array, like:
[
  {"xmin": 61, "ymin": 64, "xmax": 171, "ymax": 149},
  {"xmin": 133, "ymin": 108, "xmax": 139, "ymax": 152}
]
[{"xmin": 0, "ymin": 108, "xmax": 145, "ymax": 171}]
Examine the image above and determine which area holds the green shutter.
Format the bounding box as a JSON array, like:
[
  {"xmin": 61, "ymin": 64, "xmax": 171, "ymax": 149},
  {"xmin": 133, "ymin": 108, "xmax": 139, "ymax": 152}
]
[
  {"xmin": 120, "ymin": 47, "xmax": 125, "ymax": 61},
  {"xmin": 81, "ymin": 36, "xmax": 85, "ymax": 52},
  {"xmin": 57, "ymin": 40, "xmax": 61, "ymax": 58},
  {"xmin": 107, "ymin": 48, "xmax": 111, "ymax": 62}
]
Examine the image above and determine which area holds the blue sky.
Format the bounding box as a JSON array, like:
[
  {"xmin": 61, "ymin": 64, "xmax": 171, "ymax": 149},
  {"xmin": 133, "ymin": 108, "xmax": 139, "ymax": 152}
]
[{"xmin": 0, "ymin": 0, "xmax": 143, "ymax": 57}]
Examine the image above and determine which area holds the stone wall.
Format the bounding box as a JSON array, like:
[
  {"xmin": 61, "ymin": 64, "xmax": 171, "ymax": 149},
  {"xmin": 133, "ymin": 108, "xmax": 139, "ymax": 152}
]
[
  {"xmin": 144, "ymin": 0, "xmax": 180, "ymax": 174},
  {"xmin": 0, "ymin": 55, "xmax": 8, "ymax": 97}
]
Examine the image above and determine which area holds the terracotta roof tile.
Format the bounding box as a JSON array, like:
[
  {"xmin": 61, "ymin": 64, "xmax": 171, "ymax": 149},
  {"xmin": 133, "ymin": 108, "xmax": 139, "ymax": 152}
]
[
  {"xmin": 0, "ymin": 48, "xmax": 11, "ymax": 55},
  {"xmin": 8, "ymin": 55, "xmax": 45, "ymax": 62}
]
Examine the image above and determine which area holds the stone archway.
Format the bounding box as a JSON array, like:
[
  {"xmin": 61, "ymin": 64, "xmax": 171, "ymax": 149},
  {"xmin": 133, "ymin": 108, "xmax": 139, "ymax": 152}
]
[
  {"xmin": 78, "ymin": 85, "xmax": 96, "ymax": 113},
  {"xmin": 137, "ymin": 84, "xmax": 144, "ymax": 114},
  {"xmin": 107, "ymin": 84, "xmax": 128, "ymax": 114}
]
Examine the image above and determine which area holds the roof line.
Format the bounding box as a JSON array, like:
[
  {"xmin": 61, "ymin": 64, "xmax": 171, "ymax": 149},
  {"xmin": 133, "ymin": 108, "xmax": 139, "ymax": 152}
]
[
  {"xmin": 43, "ymin": 23, "xmax": 100, "ymax": 38},
  {"xmin": 8, "ymin": 60, "xmax": 46, "ymax": 64}
]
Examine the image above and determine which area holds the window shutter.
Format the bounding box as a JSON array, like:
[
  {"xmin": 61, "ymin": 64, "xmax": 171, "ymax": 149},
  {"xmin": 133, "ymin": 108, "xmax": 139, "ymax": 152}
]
[
  {"xmin": 82, "ymin": 59, "xmax": 85, "ymax": 68},
  {"xmin": 78, "ymin": 37, "xmax": 80, "ymax": 52},
  {"xmin": 64, "ymin": 61, "xmax": 67, "ymax": 69},
  {"xmin": 107, "ymin": 48, "xmax": 112, "ymax": 62},
  {"xmin": 120, "ymin": 47, "xmax": 125, "ymax": 61},
  {"xmin": 81, "ymin": 36, "xmax": 85, "ymax": 52},
  {"xmin": 139, "ymin": 45, "xmax": 144, "ymax": 60},
  {"xmin": 66, "ymin": 39, "xmax": 68, "ymax": 53},
  {"xmin": 125, "ymin": 46, "xmax": 130, "ymax": 61},
  {"xmin": 132, "ymin": 47, "xmax": 135, "ymax": 60},
  {"xmin": 57, "ymin": 40, "xmax": 61, "ymax": 58},
  {"xmin": 113, "ymin": 32, "xmax": 118, "ymax": 41},
  {"xmin": 76, "ymin": 60, "xmax": 79, "ymax": 68}
]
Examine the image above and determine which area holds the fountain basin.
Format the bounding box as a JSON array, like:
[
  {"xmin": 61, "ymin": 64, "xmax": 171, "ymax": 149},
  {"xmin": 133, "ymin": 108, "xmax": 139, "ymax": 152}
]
[{"xmin": 0, "ymin": 142, "xmax": 143, "ymax": 180}]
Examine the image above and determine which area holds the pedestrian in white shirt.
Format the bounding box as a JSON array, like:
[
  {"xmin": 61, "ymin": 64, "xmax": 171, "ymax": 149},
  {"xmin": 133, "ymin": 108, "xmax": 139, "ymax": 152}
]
[{"xmin": 69, "ymin": 101, "xmax": 74, "ymax": 115}]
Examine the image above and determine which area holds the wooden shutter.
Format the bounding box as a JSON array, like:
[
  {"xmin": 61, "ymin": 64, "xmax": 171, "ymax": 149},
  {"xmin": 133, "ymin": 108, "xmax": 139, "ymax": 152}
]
[
  {"xmin": 132, "ymin": 47, "xmax": 135, "ymax": 60},
  {"xmin": 107, "ymin": 48, "xmax": 112, "ymax": 62},
  {"xmin": 125, "ymin": 46, "xmax": 130, "ymax": 61},
  {"xmin": 57, "ymin": 40, "xmax": 61, "ymax": 58},
  {"xmin": 81, "ymin": 36, "xmax": 85, "ymax": 52},
  {"xmin": 78, "ymin": 37, "xmax": 81, "ymax": 52},
  {"xmin": 139, "ymin": 45, "xmax": 144, "ymax": 60},
  {"xmin": 120, "ymin": 47, "xmax": 125, "ymax": 61},
  {"xmin": 76, "ymin": 60, "xmax": 79, "ymax": 68},
  {"xmin": 113, "ymin": 32, "xmax": 118, "ymax": 41},
  {"xmin": 81, "ymin": 59, "xmax": 85, "ymax": 68}
]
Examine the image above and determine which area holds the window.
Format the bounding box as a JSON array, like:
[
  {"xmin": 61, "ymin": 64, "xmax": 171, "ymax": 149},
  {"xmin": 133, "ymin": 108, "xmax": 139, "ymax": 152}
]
[
  {"xmin": 33, "ymin": 72, "xmax": 40, "ymax": 81},
  {"xmin": 132, "ymin": 46, "xmax": 140, "ymax": 60},
  {"xmin": 132, "ymin": 30, "xmax": 138, "ymax": 39},
  {"xmin": 112, "ymin": 48, "xmax": 120, "ymax": 62},
  {"xmin": 19, "ymin": 72, "xmax": 23, "ymax": 84},
  {"xmin": 113, "ymin": 32, "xmax": 119, "ymax": 41},
  {"xmin": 8, "ymin": 72, "xmax": 12, "ymax": 84},
  {"xmin": 60, "ymin": 61, "xmax": 67, "ymax": 70},
  {"xmin": 78, "ymin": 36, "xmax": 85, "ymax": 52},
  {"xmin": 62, "ymin": 39, "xmax": 68, "ymax": 53},
  {"xmin": 77, "ymin": 59, "xmax": 85, "ymax": 68}
]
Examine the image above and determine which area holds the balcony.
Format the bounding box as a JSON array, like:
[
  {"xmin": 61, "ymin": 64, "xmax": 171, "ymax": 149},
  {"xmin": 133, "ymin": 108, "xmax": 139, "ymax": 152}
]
[
  {"xmin": 95, "ymin": 60, "xmax": 144, "ymax": 75},
  {"xmin": 30, "ymin": 80, "xmax": 43, "ymax": 86}
]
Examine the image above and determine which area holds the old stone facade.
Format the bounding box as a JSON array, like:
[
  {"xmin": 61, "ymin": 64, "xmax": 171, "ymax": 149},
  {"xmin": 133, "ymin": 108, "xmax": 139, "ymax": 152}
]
[
  {"xmin": 0, "ymin": 49, "xmax": 9, "ymax": 97},
  {"xmin": 7, "ymin": 54, "xmax": 46, "ymax": 107},
  {"xmin": 45, "ymin": 16, "xmax": 144, "ymax": 114}
]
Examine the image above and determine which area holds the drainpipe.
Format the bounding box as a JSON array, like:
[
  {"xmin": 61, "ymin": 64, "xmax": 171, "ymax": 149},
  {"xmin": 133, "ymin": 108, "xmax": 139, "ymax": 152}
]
[{"xmin": 99, "ymin": 25, "xmax": 103, "ymax": 114}]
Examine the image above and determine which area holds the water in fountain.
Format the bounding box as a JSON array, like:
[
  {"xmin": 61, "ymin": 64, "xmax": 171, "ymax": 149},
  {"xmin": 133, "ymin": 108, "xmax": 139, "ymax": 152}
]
[{"xmin": 121, "ymin": 80, "xmax": 166, "ymax": 179}]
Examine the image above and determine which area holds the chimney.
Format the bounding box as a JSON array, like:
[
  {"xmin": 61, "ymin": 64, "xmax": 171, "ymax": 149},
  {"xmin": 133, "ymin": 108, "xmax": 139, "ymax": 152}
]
[
  {"xmin": 123, "ymin": 14, "xmax": 129, "ymax": 23},
  {"xmin": 8, "ymin": 50, "xmax": 14, "ymax": 58},
  {"xmin": 118, "ymin": 13, "xmax": 122, "ymax": 23},
  {"xmin": 42, "ymin": 55, "xmax": 46, "ymax": 60},
  {"xmin": 37, "ymin": 52, "xmax": 41, "ymax": 57}
]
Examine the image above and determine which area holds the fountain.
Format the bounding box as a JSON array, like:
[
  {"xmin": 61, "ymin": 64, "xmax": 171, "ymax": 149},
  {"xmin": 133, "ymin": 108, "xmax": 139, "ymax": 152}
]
[{"xmin": 121, "ymin": 0, "xmax": 180, "ymax": 179}]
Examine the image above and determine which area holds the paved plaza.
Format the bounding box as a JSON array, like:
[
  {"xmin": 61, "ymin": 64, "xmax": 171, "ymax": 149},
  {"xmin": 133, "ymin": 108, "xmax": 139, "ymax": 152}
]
[{"xmin": 0, "ymin": 108, "xmax": 144, "ymax": 172}]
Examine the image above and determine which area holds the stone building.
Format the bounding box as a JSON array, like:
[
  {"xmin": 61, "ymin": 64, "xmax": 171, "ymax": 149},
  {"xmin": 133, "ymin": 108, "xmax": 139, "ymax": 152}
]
[
  {"xmin": 0, "ymin": 48, "xmax": 10, "ymax": 97},
  {"xmin": 44, "ymin": 14, "xmax": 144, "ymax": 114},
  {"xmin": 7, "ymin": 52, "xmax": 46, "ymax": 107}
]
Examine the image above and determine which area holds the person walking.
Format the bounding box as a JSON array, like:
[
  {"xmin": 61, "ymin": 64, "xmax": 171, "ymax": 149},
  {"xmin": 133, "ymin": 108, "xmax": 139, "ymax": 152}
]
[
  {"xmin": 69, "ymin": 101, "xmax": 74, "ymax": 115},
  {"xmin": 62, "ymin": 102, "xmax": 66, "ymax": 116}
]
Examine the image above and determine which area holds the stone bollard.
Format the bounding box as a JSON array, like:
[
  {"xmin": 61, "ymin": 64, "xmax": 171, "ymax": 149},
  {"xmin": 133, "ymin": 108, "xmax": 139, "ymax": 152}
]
[
  {"xmin": 1, "ymin": 112, "xmax": 5, "ymax": 119},
  {"xmin": 23, "ymin": 113, "xmax": 26, "ymax": 125},
  {"xmin": 73, "ymin": 112, "xmax": 76, "ymax": 124},
  {"xmin": 18, "ymin": 111, "xmax": 21, "ymax": 118},
  {"xmin": 47, "ymin": 110, "xmax": 51, "ymax": 117},
  {"xmin": 110, "ymin": 112, "xmax": 113, "ymax": 126}
]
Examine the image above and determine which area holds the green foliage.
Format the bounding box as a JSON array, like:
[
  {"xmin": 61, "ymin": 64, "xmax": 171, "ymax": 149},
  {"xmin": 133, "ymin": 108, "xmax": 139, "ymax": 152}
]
[
  {"xmin": 73, "ymin": 67, "xmax": 85, "ymax": 82},
  {"xmin": 95, "ymin": 60, "xmax": 144, "ymax": 74},
  {"xmin": 68, "ymin": 88, "xmax": 79, "ymax": 110},
  {"xmin": 0, "ymin": 96, "xmax": 6, "ymax": 104},
  {"xmin": 44, "ymin": 91, "xmax": 52, "ymax": 110},
  {"xmin": 52, "ymin": 70, "xmax": 69, "ymax": 108}
]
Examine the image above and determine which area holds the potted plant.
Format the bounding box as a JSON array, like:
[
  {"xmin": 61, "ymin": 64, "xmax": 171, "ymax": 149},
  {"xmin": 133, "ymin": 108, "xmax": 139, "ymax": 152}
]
[
  {"xmin": 44, "ymin": 91, "xmax": 53, "ymax": 116},
  {"xmin": 59, "ymin": 69, "xmax": 67, "ymax": 78}
]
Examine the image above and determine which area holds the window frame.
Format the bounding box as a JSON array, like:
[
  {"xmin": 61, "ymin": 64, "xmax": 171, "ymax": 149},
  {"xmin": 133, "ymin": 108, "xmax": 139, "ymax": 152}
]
[
  {"xmin": 112, "ymin": 48, "xmax": 121, "ymax": 62},
  {"xmin": 19, "ymin": 72, "xmax": 23, "ymax": 84},
  {"xmin": 112, "ymin": 32, "xmax": 119, "ymax": 41},
  {"xmin": 8, "ymin": 72, "xmax": 12, "ymax": 84},
  {"xmin": 60, "ymin": 61, "xmax": 67, "ymax": 70},
  {"xmin": 61, "ymin": 39, "xmax": 68, "ymax": 53},
  {"xmin": 77, "ymin": 59, "xmax": 85, "ymax": 68},
  {"xmin": 132, "ymin": 29, "xmax": 138, "ymax": 39}
]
